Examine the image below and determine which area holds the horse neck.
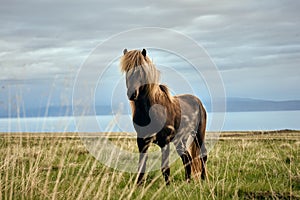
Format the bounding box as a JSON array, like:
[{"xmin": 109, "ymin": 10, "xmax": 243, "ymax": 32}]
[
  {"xmin": 144, "ymin": 84, "xmax": 163, "ymax": 104},
  {"xmin": 138, "ymin": 85, "xmax": 172, "ymax": 109},
  {"xmin": 134, "ymin": 87, "xmax": 152, "ymax": 108},
  {"xmin": 131, "ymin": 85, "xmax": 157, "ymax": 111}
]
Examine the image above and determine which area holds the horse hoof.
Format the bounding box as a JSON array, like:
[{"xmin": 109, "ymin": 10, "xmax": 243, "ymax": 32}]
[{"xmin": 186, "ymin": 179, "xmax": 191, "ymax": 183}]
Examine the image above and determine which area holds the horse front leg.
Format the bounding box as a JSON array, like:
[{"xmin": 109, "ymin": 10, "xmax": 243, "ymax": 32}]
[
  {"xmin": 137, "ymin": 138, "xmax": 150, "ymax": 186},
  {"xmin": 161, "ymin": 144, "xmax": 170, "ymax": 185},
  {"xmin": 137, "ymin": 152, "xmax": 148, "ymax": 185}
]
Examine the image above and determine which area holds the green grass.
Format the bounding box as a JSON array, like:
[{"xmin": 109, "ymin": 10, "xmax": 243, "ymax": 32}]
[{"xmin": 0, "ymin": 132, "xmax": 299, "ymax": 199}]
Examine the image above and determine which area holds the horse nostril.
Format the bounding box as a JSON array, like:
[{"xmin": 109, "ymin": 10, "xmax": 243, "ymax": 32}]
[{"xmin": 128, "ymin": 90, "xmax": 137, "ymax": 101}]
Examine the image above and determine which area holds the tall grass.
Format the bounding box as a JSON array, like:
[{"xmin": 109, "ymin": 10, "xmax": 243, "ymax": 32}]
[{"xmin": 0, "ymin": 132, "xmax": 299, "ymax": 199}]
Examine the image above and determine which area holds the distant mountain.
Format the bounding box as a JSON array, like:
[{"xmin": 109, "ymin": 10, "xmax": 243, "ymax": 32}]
[
  {"xmin": 1, "ymin": 98, "xmax": 300, "ymax": 118},
  {"xmin": 224, "ymin": 98, "xmax": 300, "ymax": 112}
]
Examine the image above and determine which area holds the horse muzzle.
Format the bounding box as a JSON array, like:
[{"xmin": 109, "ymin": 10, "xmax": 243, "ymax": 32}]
[{"xmin": 127, "ymin": 89, "xmax": 138, "ymax": 101}]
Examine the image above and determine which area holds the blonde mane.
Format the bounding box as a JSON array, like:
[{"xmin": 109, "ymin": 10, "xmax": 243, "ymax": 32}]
[{"xmin": 120, "ymin": 49, "xmax": 173, "ymax": 103}]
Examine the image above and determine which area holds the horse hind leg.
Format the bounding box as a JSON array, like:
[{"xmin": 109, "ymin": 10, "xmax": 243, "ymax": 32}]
[
  {"xmin": 195, "ymin": 133, "xmax": 207, "ymax": 180},
  {"xmin": 174, "ymin": 139, "xmax": 192, "ymax": 182},
  {"xmin": 188, "ymin": 137, "xmax": 202, "ymax": 180},
  {"xmin": 201, "ymin": 151, "xmax": 207, "ymax": 180},
  {"xmin": 180, "ymin": 151, "xmax": 192, "ymax": 182},
  {"xmin": 199, "ymin": 108, "xmax": 208, "ymax": 180}
]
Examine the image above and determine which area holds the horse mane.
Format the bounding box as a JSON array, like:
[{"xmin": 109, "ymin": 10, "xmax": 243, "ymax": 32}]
[
  {"xmin": 120, "ymin": 50, "xmax": 145, "ymax": 73},
  {"xmin": 120, "ymin": 49, "xmax": 173, "ymax": 103},
  {"xmin": 158, "ymin": 84, "xmax": 173, "ymax": 102}
]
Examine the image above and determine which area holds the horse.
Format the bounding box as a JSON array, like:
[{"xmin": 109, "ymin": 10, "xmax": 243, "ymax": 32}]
[{"xmin": 120, "ymin": 48, "xmax": 207, "ymax": 185}]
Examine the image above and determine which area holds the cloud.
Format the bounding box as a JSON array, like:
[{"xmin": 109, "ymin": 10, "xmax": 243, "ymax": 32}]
[{"xmin": 0, "ymin": 0, "xmax": 299, "ymax": 111}]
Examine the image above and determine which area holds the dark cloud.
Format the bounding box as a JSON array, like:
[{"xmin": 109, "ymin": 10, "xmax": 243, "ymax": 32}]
[{"xmin": 0, "ymin": 0, "xmax": 299, "ymax": 104}]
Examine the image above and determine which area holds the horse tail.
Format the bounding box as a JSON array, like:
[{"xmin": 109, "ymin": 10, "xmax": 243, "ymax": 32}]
[{"xmin": 188, "ymin": 102, "xmax": 207, "ymax": 180}]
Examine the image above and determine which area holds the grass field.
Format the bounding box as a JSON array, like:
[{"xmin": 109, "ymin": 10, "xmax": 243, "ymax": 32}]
[{"xmin": 0, "ymin": 130, "xmax": 299, "ymax": 199}]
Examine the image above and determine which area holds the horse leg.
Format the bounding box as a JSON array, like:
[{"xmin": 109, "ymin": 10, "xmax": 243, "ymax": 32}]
[
  {"xmin": 181, "ymin": 151, "xmax": 192, "ymax": 182},
  {"xmin": 174, "ymin": 139, "xmax": 192, "ymax": 182},
  {"xmin": 200, "ymin": 143, "xmax": 207, "ymax": 180},
  {"xmin": 137, "ymin": 138, "xmax": 150, "ymax": 185},
  {"xmin": 137, "ymin": 152, "xmax": 148, "ymax": 185},
  {"xmin": 197, "ymin": 105, "xmax": 207, "ymax": 180},
  {"xmin": 161, "ymin": 144, "xmax": 170, "ymax": 185},
  {"xmin": 195, "ymin": 133, "xmax": 208, "ymax": 180}
]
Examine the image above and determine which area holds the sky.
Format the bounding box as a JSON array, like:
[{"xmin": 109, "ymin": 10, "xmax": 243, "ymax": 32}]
[{"xmin": 0, "ymin": 0, "xmax": 300, "ymax": 117}]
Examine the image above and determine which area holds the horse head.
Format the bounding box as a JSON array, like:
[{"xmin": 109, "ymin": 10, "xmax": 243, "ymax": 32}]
[{"xmin": 121, "ymin": 48, "xmax": 159, "ymax": 101}]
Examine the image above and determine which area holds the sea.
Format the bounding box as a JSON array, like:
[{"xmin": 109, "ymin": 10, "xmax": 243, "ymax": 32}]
[{"xmin": 0, "ymin": 111, "xmax": 299, "ymax": 133}]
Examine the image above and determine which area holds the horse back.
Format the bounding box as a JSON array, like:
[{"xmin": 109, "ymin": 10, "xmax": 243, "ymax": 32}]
[{"xmin": 175, "ymin": 94, "xmax": 205, "ymax": 112}]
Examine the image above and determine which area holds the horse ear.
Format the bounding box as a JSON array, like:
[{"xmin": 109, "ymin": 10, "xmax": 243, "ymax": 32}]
[
  {"xmin": 123, "ymin": 49, "xmax": 128, "ymax": 55},
  {"xmin": 142, "ymin": 49, "xmax": 146, "ymax": 57}
]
